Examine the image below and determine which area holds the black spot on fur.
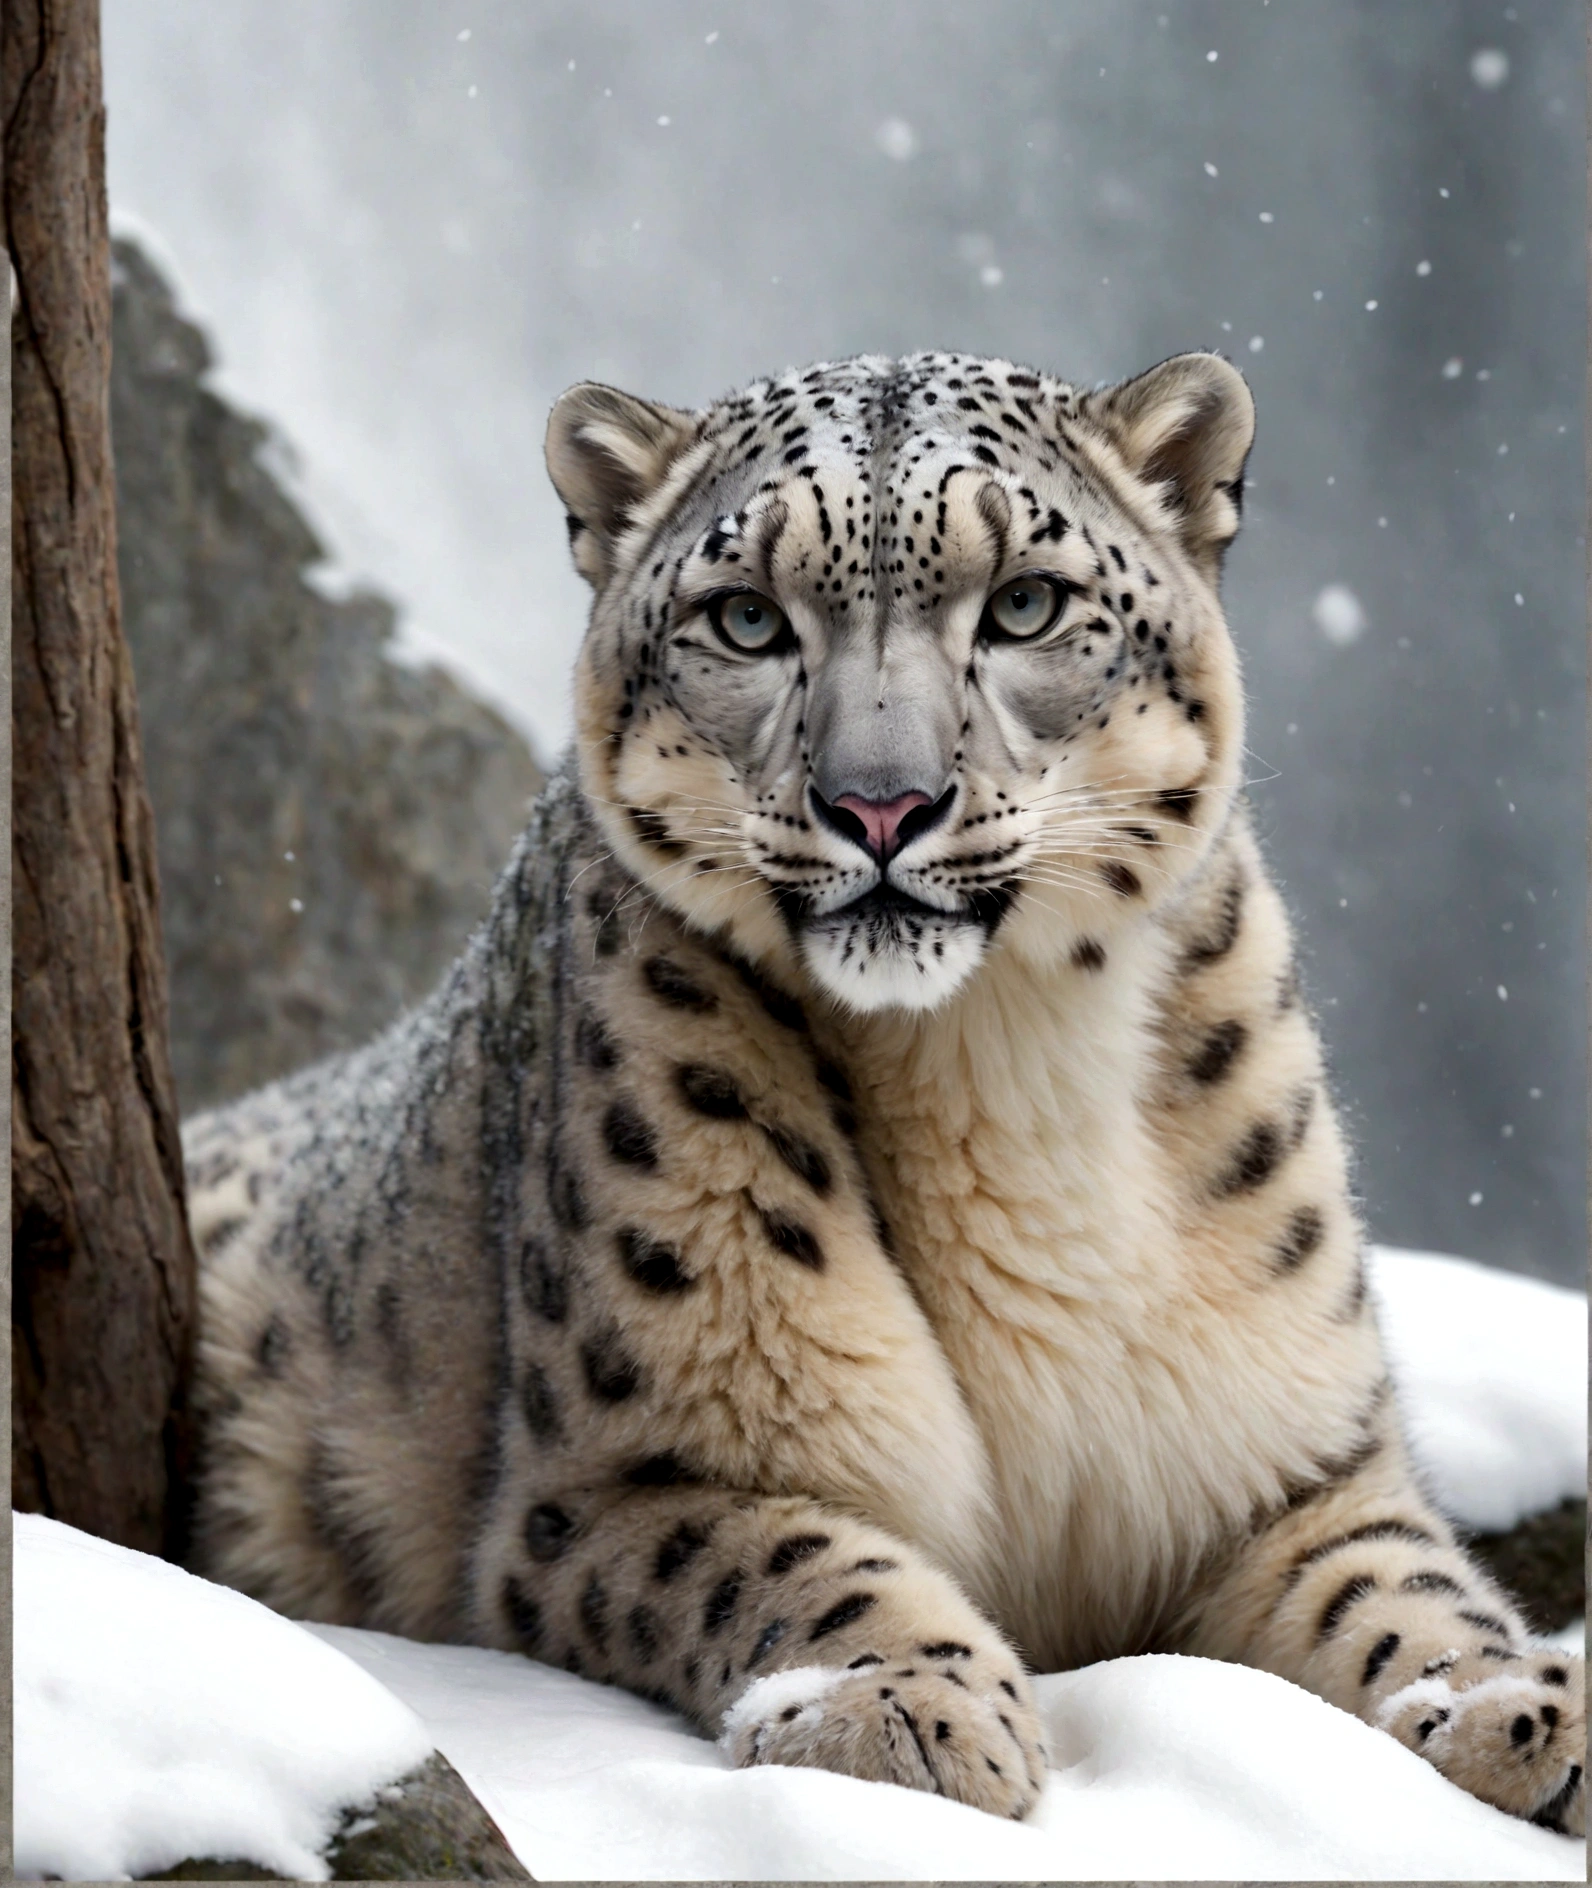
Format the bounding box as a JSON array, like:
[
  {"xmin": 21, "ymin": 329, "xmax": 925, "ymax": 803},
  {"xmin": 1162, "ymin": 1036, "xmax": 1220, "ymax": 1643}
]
[
  {"xmin": 1100, "ymin": 860, "xmax": 1141, "ymax": 898},
  {"xmin": 502, "ymin": 1576, "xmax": 544, "ymax": 1652},
  {"xmin": 1274, "ymin": 1206, "xmax": 1326, "ymax": 1273},
  {"xmin": 850, "ymin": 1557, "xmax": 898, "ymax": 1574},
  {"xmin": 626, "ymin": 1451, "xmax": 695, "ymax": 1486},
  {"xmin": 920, "ymin": 1641, "xmax": 973, "ymax": 1659},
  {"xmin": 629, "ymin": 806, "xmax": 685, "ymax": 856},
  {"xmin": 1188, "ymin": 1019, "xmax": 1248, "ymax": 1084},
  {"xmin": 521, "ymin": 1362, "xmax": 562, "ymax": 1442},
  {"xmin": 1071, "ymin": 937, "xmax": 1106, "ymax": 971},
  {"xmin": 644, "ymin": 955, "xmax": 717, "ymax": 1012},
  {"xmin": 576, "ymin": 1010, "xmax": 619, "ymax": 1071},
  {"xmin": 1401, "ymin": 1570, "xmax": 1467, "ymax": 1599},
  {"xmin": 1293, "ymin": 1520, "xmax": 1435, "ymax": 1574},
  {"xmin": 763, "ymin": 1124, "xmax": 832, "ymax": 1195},
  {"xmin": 1183, "ymin": 868, "xmax": 1245, "ymax": 968},
  {"xmin": 521, "ymin": 1236, "xmax": 570, "ymax": 1323},
  {"xmin": 704, "ymin": 1573, "xmax": 743, "ymax": 1634},
  {"xmin": 1540, "ymin": 1665, "xmax": 1570, "ymax": 1686},
  {"xmin": 581, "ymin": 1329, "xmax": 645, "ymax": 1402},
  {"xmin": 256, "ymin": 1315, "xmax": 290, "ymax": 1377},
  {"xmin": 579, "ymin": 1571, "xmax": 610, "ymax": 1651},
  {"xmin": 588, "ymin": 897, "xmax": 623, "ymax": 958},
  {"xmin": 767, "ymin": 1533, "xmax": 831, "ymax": 1575},
  {"xmin": 616, "ymin": 1226, "xmax": 692, "ymax": 1293},
  {"xmin": 604, "ymin": 1098, "xmax": 660, "ymax": 1169},
  {"xmin": 847, "ymin": 1652, "xmax": 884, "ymax": 1670},
  {"xmin": 759, "ymin": 1209, "xmax": 825, "ymax": 1270},
  {"xmin": 525, "ymin": 1502, "xmax": 577, "ymax": 1563},
  {"xmin": 810, "ymin": 1592, "xmax": 878, "ymax": 1640},
  {"xmin": 815, "ymin": 1059, "xmax": 853, "ymax": 1102},
  {"xmin": 1215, "ymin": 1121, "xmax": 1285, "ymax": 1196},
  {"xmin": 656, "ymin": 1520, "xmax": 714, "ymax": 1582},
  {"xmin": 1336, "ymin": 1252, "xmax": 1370, "ymax": 1319},
  {"xmin": 1511, "ymin": 1712, "xmax": 1534, "ymax": 1747},
  {"xmin": 546, "ymin": 1151, "xmax": 590, "ymax": 1234},
  {"xmin": 678, "ymin": 1064, "xmax": 747, "ymax": 1119},
  {"xmin": 1458, "ymin": 1609, "xmax": 1515, "ymax": 1640},
  {"xmin": 730, "ymin": 955, "xmax": 807, "ymax": 1031},
  {"xmin": 1317, "ymin": 1573, "xmax": 1378, "ymax": 1642},
  {"xmin": 747, "ymin": 1618, "xmax": 790, "ymax": 1668},
  {"xmin": 628, "ymin": 1603, "xmax": 661, "ymax": 1662},
  {"xmin": 1362, "ymin": 1632, "xmax": 1400, "ymax": 1686},
  {"xmin": 1158, "ymin": 785, "xmax": 1199, "ymax": 821}
]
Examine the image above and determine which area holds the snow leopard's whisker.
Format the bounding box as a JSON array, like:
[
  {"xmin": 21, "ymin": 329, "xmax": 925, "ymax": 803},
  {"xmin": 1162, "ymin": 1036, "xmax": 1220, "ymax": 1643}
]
[{"xmin": 563, "ymin": 849, "xmax": 617, "ymax": 900}]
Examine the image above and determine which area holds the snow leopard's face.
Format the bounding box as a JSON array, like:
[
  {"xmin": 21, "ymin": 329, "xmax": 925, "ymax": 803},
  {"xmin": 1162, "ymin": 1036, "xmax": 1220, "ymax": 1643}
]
[{"xmin": 550, "ymin": 350, "xmax": 1253, "ymax": 1013}]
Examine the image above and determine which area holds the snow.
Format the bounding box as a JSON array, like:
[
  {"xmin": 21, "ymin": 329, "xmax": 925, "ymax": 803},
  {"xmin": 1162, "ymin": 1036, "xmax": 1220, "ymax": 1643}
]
[
  {"xmin": 13, "ymin": 1514, "xmax": 433, "ymax": 1882},
  {"xmin": 1370, "ymin": 1246, "xmax": 1586, "ymax": 1529},
  {"xmin": 1313, "ymin": 581, "xmax": 1366, "ymax": 645},
  {"xmin": 313, "ymin": 1627, "xmax": 1581, "ymax": 1881},
  {"xmin": 14, "ymin": 1246, "xmax": 1586, "ymax": 1881}
]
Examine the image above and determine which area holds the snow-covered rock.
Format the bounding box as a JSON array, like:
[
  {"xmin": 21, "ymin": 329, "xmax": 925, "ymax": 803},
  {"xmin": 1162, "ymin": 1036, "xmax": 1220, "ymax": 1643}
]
[
  {"xmin": 13, "ymin": 1513, "xmax": 433, "ymax": 1881},
  {"xmin": 1370, "ymin": 1245, "xmax": 1586, "ymax": 1530},
  {"xmin": 14, "ymin": 1245, "xmax": 1586, "ymax": 1880}
]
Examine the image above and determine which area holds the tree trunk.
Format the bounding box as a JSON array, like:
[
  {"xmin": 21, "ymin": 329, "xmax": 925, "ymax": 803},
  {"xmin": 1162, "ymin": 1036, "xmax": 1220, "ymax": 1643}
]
[{"xmin": 7, "ymin": 0, "xmax": 197, "ymax": 1557}]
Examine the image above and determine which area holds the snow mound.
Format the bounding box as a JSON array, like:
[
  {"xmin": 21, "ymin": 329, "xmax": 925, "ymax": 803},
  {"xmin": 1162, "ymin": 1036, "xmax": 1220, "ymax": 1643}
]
[
  {"xmin": 1370, "ymin": 1245, "xmax": 1587, "ymax": 1529},
  {"xmin": 314, "ymin": 1625, "xmax": 1582, "ymax": 1880},
  {"xmin": 14, "ymin": 1512, "xmax": 434, "ymax": 1881}
]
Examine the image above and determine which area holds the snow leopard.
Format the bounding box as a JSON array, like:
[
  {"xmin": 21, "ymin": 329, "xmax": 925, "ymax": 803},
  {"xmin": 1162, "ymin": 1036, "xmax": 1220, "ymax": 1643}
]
[{"xmin": 185, "ymin": 349, "xmax": 1584, "ymax": 1832}]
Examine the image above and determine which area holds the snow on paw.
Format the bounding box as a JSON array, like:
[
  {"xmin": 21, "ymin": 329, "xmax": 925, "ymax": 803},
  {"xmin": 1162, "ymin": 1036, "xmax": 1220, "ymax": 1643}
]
[
  {"xmin": 720, "ymin": 1658, "xmax": 1046, "ymax": 1819},
  {"xmin": 1376, "ymin": 1648, "xmax": 1585, "ymax": 1834}
]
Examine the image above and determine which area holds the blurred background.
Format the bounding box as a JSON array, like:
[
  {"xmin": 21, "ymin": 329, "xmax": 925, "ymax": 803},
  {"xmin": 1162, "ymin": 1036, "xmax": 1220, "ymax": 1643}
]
[{"xmin": 100, "ymin": 0, "xmax": 1583, "ymax": 1284}]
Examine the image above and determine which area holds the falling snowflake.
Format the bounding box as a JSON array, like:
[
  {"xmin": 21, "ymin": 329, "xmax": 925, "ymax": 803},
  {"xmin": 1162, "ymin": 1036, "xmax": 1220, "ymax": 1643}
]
[
  {"xmin": 874, "ymin": 118, "xmax": 918, "ymax": 161},
  {"xmin": 1470, "ymin": 47, "xmax": 1509, "ymax": 88},
  {"xmin": 1313, "ymin": 584, "xmax": 1366, "ymax": 647}
]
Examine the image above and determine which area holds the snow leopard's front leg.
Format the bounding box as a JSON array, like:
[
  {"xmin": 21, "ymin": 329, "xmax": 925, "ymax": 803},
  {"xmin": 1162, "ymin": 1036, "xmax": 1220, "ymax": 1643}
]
[
  {"xmin": 1186, "ymin": 1405, "xmax": 1585, "ymax": 1835},
  {"xmin": 471, "ymin": 1481, "xmax": 1046, "ymax": 1818}
]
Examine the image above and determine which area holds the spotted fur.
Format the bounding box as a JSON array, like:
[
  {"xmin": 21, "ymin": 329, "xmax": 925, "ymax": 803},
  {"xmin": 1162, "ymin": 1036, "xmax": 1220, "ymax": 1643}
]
[{"xmin": 185, "ymin": 351, "xmax": 1582, "ymax": 1831}]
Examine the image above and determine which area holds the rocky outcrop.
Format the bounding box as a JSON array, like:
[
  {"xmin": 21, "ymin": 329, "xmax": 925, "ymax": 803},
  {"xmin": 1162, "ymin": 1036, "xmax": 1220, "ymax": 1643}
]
[
  {"xmin": 140, "ymin": 1753, "xmax": 532, "ymax": 1881},
  {"xmin": 110, "ymin": 239, "xmax": 543, "ymax": 1115},
  {"xmin": 1468, "ymin": 1498, "xmax": 1586, "ymax": 1639}
]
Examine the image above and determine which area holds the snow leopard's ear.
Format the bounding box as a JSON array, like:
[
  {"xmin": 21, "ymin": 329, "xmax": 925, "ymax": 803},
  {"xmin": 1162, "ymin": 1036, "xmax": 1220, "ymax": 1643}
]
[
  {"xmin": 546, "ymin": 383, "xmax": 699, "ymax": 587},
  {"xmin": 1084, "ymin": 352, "xmax": 1255, "ymax": 581}
]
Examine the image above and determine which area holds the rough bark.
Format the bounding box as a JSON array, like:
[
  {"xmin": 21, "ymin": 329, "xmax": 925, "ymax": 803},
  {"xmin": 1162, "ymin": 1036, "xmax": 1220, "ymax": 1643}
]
[{"xmin": 7, "ymin": 0, "xmax": 197, "ymax": 1556}]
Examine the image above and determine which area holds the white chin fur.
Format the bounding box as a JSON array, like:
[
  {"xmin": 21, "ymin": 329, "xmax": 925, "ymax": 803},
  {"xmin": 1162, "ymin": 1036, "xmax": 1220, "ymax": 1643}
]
[{"xmin": 800, "ymin": 914, "xmax": 987, "ymax": 1013}]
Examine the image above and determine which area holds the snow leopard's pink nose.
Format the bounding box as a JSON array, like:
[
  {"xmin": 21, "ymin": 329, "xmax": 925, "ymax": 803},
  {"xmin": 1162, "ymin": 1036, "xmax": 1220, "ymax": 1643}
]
[{"xmin": 832, "ymin": 792, "xmax": 932, "ymax": 863}]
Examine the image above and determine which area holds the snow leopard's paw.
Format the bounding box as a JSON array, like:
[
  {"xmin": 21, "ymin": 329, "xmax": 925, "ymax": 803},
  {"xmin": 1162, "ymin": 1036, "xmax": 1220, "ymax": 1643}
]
[
  {"xmin": 1377, "ymin": 1647, "xmax": 1584, "ymax": 1834},
  {"xmin": 720, "ymin": 1656, "xmax": 1047, "ymax": 1819}
]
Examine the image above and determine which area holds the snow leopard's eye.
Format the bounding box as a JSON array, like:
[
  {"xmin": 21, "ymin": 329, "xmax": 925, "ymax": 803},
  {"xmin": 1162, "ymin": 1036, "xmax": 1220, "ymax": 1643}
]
[
  {"xmin": 982, "ymin": 575, "xmax": 1066, "ymax": 641},
  {"xmin": 707, "ymin": 590, "xmax": 793, "ymax": 654}
]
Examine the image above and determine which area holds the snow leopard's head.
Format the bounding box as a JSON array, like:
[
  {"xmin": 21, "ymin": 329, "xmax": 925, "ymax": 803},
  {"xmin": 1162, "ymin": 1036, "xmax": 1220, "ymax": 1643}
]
[{"xmin": 549, "ymin": 349, "xmax": 1253, "ymax": 1014}]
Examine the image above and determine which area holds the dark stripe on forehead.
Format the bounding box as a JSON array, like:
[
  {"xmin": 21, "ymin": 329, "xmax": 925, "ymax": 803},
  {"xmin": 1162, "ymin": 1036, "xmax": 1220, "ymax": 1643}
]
[
  {"xmin": 975, "ymin": 480, "xmax": 1011, "ymax": 567},
  {"xmin": 752, "ymin": 494, "xmax": 791, "ymax": 569}
]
